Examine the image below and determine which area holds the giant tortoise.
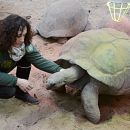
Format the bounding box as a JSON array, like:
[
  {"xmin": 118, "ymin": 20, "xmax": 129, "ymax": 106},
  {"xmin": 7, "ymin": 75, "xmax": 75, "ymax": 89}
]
[
  {"xmin": 46, "ymin": 28, "xmax": 130, "ymax": 123},
  {"xmin": 37, "ymin": 0, "xmax": 90, "ymax": 39},
  {"xmin": 98, "ymin": 16, "xmax": 130, "ymax": 37}
]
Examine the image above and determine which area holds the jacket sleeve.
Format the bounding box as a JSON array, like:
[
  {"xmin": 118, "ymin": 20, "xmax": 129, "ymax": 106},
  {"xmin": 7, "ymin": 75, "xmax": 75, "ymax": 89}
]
[
  {"xmin": 0, "ymin": 72, "xmax": 17, "ymax": 86},
  {"xmin": 25, "ymin": 44, "xmax": 62, "ymax": 73}
]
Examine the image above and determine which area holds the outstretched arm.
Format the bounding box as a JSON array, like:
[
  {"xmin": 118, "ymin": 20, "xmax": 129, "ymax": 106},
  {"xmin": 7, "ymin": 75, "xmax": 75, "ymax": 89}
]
[{"xmin": 25, "ymin": 44, "xmax": 62, "ymax": 73}]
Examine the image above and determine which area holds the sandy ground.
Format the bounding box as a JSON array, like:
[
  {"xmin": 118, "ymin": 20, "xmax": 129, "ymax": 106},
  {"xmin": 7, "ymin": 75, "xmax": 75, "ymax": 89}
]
[{"xmin": 0, "ymin": 0, "xmax": 130, "ymax": 130}]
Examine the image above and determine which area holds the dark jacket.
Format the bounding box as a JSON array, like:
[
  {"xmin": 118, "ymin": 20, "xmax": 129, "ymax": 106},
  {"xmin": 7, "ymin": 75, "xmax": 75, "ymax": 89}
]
[{"xmin": 0, "ymin": 44, "xmax": 62, "ymax": 86}]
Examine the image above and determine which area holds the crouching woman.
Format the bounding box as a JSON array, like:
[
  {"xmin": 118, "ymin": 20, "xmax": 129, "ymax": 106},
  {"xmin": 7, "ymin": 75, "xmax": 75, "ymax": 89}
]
[{"xmin": 0, "ymin": 14, "xmax": 62, "ymax": 104}]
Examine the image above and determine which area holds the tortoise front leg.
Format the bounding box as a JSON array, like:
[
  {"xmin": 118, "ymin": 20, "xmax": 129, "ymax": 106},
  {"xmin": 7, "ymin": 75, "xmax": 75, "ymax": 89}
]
[{"xmin": 81, "ymin": 80, "xmax": 100, "ymax": 124}]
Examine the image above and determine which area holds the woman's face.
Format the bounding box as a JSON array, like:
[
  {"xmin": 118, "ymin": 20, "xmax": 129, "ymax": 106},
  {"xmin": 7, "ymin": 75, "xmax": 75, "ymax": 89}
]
[{"xmin": 14, "ymin": 27, "xmax": 27, "ymax": 47}]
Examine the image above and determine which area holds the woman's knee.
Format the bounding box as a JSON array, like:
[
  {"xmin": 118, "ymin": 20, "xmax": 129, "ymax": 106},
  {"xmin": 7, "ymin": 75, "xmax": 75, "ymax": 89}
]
[
  {"xmin": 0, "ymin": 86, "xmax": 16, "ymax": 99},
  {"xmin": 6, "ymin": 87, "xmax": 16, "ymax": 98}
]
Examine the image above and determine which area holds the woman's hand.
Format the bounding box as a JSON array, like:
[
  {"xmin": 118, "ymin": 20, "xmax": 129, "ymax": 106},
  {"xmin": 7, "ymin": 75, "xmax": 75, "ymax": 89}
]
[{"xmin": 16, "ymin": 78, "xmax": 34, "ymax": 92}]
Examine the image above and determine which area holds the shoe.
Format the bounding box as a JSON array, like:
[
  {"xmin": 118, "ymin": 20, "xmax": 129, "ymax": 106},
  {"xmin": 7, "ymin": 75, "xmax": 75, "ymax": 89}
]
[{"xmin": 15, "ymin": 93, "xmax": 39, "ymax": 104}]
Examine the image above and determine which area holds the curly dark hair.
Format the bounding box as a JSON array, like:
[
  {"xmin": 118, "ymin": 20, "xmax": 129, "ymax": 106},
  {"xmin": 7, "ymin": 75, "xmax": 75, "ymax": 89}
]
[{"xmin": 0, "ymin": 14, "xmax": 32, "ymax": 51}]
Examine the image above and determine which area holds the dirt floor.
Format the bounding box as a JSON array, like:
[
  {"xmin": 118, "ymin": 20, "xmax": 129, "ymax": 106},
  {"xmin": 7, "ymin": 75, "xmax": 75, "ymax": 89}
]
[{"xmin": 0, "ymin": 0, "xmax": 130, "ymax": 130}]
